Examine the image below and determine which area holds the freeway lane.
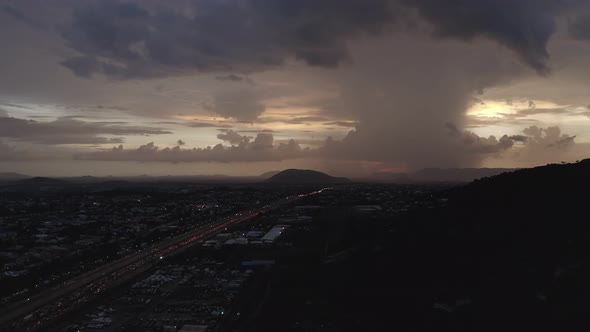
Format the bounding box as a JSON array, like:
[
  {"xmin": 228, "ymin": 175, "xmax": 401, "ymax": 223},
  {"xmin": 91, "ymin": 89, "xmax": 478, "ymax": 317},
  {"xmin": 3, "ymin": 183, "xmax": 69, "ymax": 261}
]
[{"xmin": 0, "ymin": 188, "xmax": 328, "ymax": 331}]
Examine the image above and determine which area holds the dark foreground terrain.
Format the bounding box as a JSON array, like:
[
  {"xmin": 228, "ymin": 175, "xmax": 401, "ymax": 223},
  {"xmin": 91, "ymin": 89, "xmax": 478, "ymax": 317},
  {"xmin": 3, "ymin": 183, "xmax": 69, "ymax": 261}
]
[
  {"xmin": 247, "ymin": 160, "xmax": 590, "ymax": 332},
  {"xmin": 2, "ymin": 160, "xmax": 590, "ymax": 331}
]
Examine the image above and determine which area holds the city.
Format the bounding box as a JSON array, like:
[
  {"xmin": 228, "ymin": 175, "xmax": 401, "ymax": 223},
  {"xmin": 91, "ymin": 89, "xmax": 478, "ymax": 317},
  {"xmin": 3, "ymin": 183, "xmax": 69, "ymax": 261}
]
[{"xmin": 0, "ymin": 178, "xmax": 448, "ymax": 331}]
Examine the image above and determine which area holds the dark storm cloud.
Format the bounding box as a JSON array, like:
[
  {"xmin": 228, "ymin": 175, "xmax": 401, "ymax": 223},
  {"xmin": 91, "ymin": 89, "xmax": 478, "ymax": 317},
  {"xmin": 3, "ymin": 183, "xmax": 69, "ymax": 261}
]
[
  {"xmin": 569, "ymin": 13, "xmax": 590, "ymax": 40},
  {"xmin": 59, "ymin": 0, "xmax": 395, "ymax": 78},
  {"xmin": 216, "ymin": 74, "xmax": 253, "ymax": 84},
  {"xmin": 403, "ymin": 0, "xmax": 575, "ymax": 73},
  {"xmin": 0, "ymin": 116, "xmax": 171, "ymax": 145},
  {"xmin": 1, "ymin": 4, "xmax": 42, "ymax": 29},
  {"xmin": 76, "ymin": 133, "xmax": 303, "ymax": 162},
  {"xmin": 60, "ymin": 56, "xmax": 105, "ymax": 79},
  {"xmin": 56, "ymin": 0, "xmax": 580, "ymax": 79}
]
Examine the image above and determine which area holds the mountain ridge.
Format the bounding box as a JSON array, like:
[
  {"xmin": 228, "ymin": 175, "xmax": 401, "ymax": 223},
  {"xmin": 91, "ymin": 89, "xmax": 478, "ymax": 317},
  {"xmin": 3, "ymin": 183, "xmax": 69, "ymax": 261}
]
[{"xmin": 264, "ymin": 169, "xmax": 350, "ymax": 184}]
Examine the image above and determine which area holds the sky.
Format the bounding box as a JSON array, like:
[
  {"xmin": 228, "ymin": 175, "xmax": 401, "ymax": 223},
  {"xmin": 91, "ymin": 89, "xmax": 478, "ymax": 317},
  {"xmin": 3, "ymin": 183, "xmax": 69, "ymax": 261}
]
[{"xmin": 1, "ymin": 0, "xmax": 590, "ymax": 177}]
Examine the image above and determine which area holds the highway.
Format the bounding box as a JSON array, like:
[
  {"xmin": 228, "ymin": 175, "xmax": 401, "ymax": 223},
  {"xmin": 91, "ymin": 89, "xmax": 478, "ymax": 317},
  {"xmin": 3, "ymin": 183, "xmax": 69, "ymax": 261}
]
[{"xmin": 0, "ymin": 188, "xmax": 328, "ymax": 331}]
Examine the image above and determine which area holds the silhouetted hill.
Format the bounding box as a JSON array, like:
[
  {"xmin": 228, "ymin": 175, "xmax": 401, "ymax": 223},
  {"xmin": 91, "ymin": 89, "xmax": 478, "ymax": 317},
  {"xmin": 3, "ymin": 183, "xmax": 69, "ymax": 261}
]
[
  {"xmin": 251, "ymin": 159, "xmax": 590, "ymax": 331},
  {"xmin": 259, "ymin": 170, "xmax": 280, "ymax": 179},
  {"xmin": 362, "ymin": 167, "xmax": 518, "ymax": 183},
  {"xmin": 264, "ymin": 169, "xmax": 350, "ymax": 184},
  {"xmin": 18, "ymin": 177, "xmax": 68, "ymax": 185},
  {"xmin": 450, "ymin": 160, "xmax": 590, "ymax": 212},
  {"xmin": 0, "ymin": 172, "xmax": 30, "ymax": 181},
  {"xmin": 396, "ymin": 158, "xmax": 590, "ymax": 330},
  {"xmin": 413, "ymin": 167, "xmax": 517, "ymax": 182}
]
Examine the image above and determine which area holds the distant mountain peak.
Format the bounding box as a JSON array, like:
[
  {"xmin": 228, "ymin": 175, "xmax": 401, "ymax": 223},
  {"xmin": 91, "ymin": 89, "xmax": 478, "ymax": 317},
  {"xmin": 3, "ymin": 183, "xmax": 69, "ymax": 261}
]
[
  {"xmin": 264, "ymin": 169, "xmax": 350, "ymax": 184},
  {"xmin": 19, "ymin": 177, "xmax": 67, "ymax": 184}
]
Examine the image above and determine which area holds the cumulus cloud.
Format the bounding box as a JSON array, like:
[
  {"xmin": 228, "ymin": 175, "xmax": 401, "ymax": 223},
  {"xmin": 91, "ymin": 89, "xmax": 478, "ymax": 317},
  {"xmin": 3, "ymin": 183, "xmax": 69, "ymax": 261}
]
[
  {"xmin": 523, "ymin": 126, "xmax": 576, "ymax": 148},
  {"xmin": 0, "ymin": 116, "xmax": 171, "ymax": 145},
  {"xmin": 217, "ymin": 130, "xmax": 249, "ymax": 145},
  {"xmin": 76, "ymin": 133, "xmax": 303, "ymax": 163},
  {"xmin": 320, "ymin": 122, "xmax": 580, "ymax": 169},
  {"xmin": 487, "ymin": 125, "xmax": 580, "ymax": 167},
  {"xmin": 456, "ymin": 131, "xmax": 516, "ymax": 154}
]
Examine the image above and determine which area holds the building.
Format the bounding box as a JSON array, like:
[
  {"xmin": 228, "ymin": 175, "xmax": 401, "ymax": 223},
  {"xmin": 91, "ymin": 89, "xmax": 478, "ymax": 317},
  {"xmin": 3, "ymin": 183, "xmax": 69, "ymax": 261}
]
[{"xmin": 261, "ymin": 225, "xmax": 287, "ymax": 243}]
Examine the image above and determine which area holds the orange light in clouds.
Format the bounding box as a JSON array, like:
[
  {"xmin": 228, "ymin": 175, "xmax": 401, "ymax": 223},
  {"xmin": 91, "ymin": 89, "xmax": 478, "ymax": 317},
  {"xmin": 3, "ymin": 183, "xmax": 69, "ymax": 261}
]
[
  {"xmin": 467, "ymin": 99, "xmax": 567, "ymax": 118},
  {"xmin": 467, "ymin": 101, "xmax": 510, "ymax": 118}
]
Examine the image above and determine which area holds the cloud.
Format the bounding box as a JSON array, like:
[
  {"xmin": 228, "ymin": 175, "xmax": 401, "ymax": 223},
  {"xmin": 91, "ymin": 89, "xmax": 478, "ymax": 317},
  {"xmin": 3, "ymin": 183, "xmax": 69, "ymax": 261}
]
[
  {"xmin": 1, "ymin": 5, "xmax": 42, "ymax": 29},
  {"xmin": 456, "ymin": 131, "xmax": 516, "ymax": 154},
  {"xmin": 443, "ymin": 122, "xmax": 518, "ymax": 154},
  {"xmin": 282, "ymin": 116, "xmax": 329, "ymax": 125},
  {"xmin": 0, "ymin": 116, "xmax": 171, "ymax": 145},
  {"xmin": 569, "ymin": 12, "xmax": 590, "ymax": 40},
  {"xmin": 523, "ymin": 125, "xmax": 576, "ymax": 148},
  {"xmin": 185, "ymin": 122, "xmax": 232, "ymax": 128},
  {"xmin": 60, "ymin": 56, "xmax": 106, "ymax": 79},
  {"xmin": 0, "ymin": 141, "xmax": 39, "ymax": 161},
  {"xmin": 307, "ymin": 32, "xmax": 534, "ymax": 169},
  {"xmin": 217, "ymin": 130, "xmax": 249, "ymax": 145},
  {"xmin": 3, "ymin": 0, "xmax": 589, "ymax": 173},
  {"xmin": 55, "ymin": 0, "xmax": 581, "ymax": 79},
  {"xmin": 492, "ymin": 125, "xmax": 580, "ymax": 166},
  {"xmin": 508, "ymin": 135, "xmax": 528, "ymax": 143},
  {"xmin": 324, "ymin": 121, "xmax": 358, "ymax": 128},
  {"xmin": 216, "ymin": 74, "xmax": 253, "ymax": 84},
  {"xmin": 76, "ymin": 133, "xmax": 303, "ymax": 163},
  {"xmin": 58, "ymin": 0, "xmax": 396, "ymax": 78},
  {"xmin": 249, "ymin": 132, "xmax": 274, "ymax": 150},
  {"xmin": 177, "ymin": 139, "xmax": 185, "ymax": 146},
  {"xmin": 204, "ymin": 90, "xmax": 265, "ymax": 121},
  {"xmin": 404, "ymin": 0, "xmax": 573, "ymax": 73}
]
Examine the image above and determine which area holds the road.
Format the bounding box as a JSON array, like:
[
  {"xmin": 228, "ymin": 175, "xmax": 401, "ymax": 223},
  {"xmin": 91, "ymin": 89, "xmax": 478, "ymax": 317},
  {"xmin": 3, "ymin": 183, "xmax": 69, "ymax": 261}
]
[{"xmin": 0, "ymin": 188, "xmax": 328, "ymax": 331}]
